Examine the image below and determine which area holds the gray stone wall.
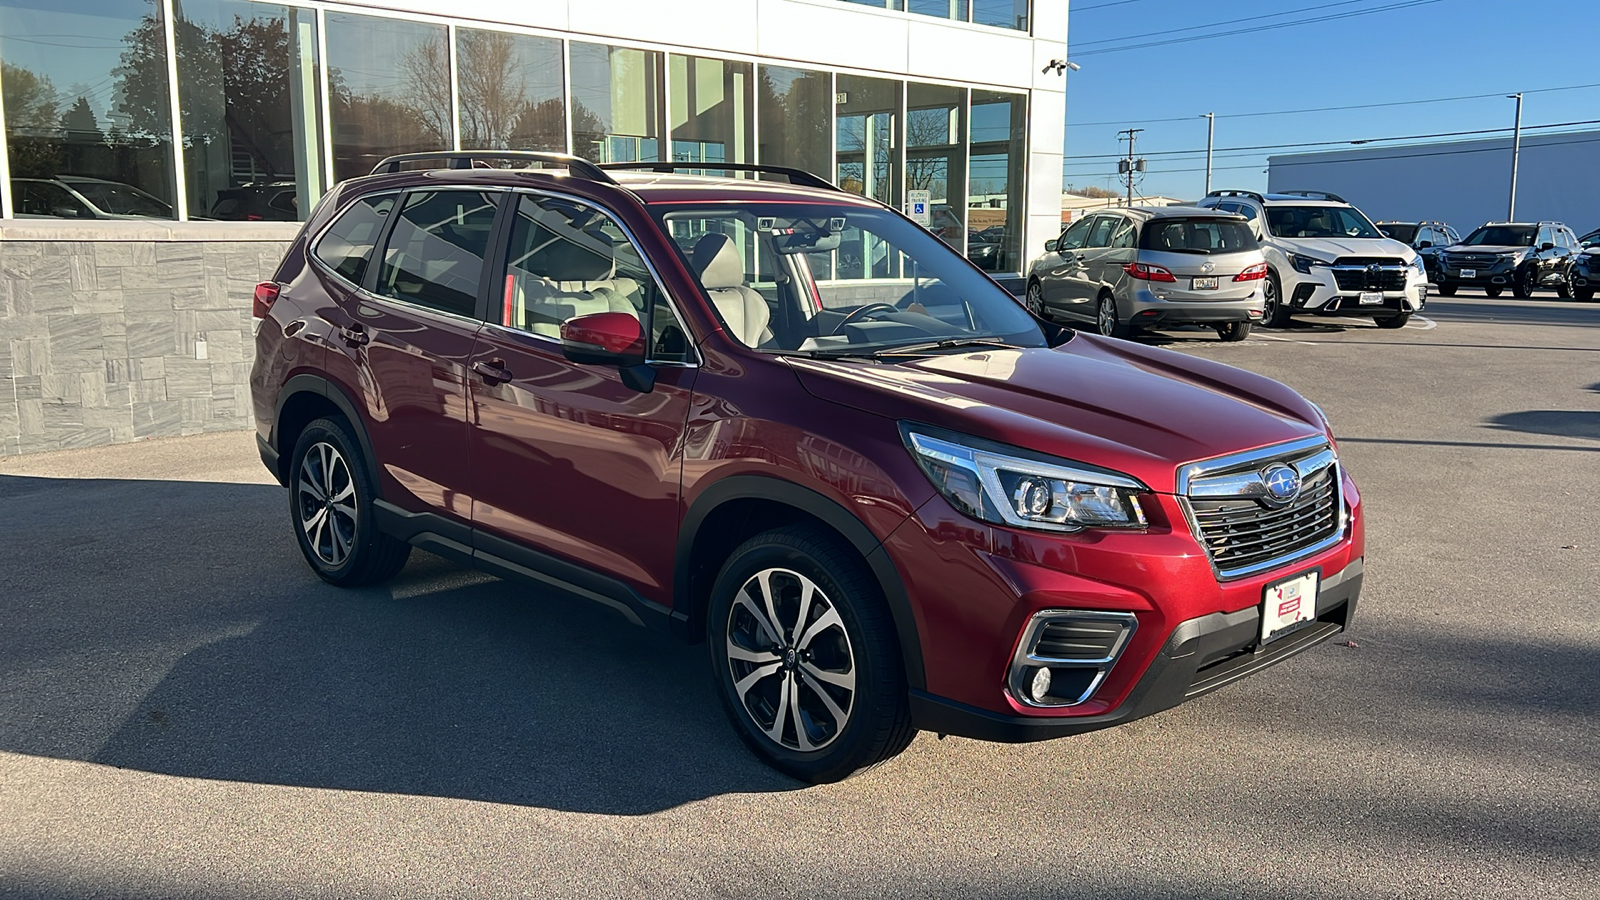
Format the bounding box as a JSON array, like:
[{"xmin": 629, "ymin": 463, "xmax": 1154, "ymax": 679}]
[{"xmin": 0, "ymin": 221, "xmax": 301, "ymax": 456}]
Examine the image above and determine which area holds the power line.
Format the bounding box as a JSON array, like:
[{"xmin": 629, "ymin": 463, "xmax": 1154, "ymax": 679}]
[
  {"xmin": 1061, "ymin": 118, "xmax": 1600, "ymax": 161},
  {"xmin": 1072, "ymin": 0, "xmax": 1154, "ymax": 11},
  {"xmin": 1063, "ymin": 80, "xmax": 1600, "ymax": 129},
  {"xmin": 1074, "ymin": 0, "xmax": 1392, "ymax": 48},
  {"xmin": 1073, "ymin": 0, "xmax": 1448, "ymax": 57}
]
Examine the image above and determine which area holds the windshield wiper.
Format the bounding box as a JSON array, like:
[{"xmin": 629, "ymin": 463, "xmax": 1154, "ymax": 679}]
[{"xmin": 804, "ymin": 337, "xmax": 1021, "ymax": 360}]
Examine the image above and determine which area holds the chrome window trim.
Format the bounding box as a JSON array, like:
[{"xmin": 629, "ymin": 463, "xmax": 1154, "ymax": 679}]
[
  {"xmin": 1176, "ymin": 435, "xmax": 1347, "ymax": 582},
  {"xmin": 504, "ymin": 186, "xmax": 702, "ymax": 368},
  {"xmin": 307, "ymin": 188, "xmax": 407, "ymax": 293},
  {"xmin": 1006, "ymin": 610, "xmax": 1139, "ymax": 709}
]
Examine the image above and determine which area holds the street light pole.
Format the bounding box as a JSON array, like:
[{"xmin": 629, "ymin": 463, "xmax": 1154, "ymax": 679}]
[
  {"xmin": 1507, "ymin": 92, "xmax": 1523, "ymax": 221},
  {"xmin": 1201, "ymin": 112, "xmax": 1215, "ymax": 195}
]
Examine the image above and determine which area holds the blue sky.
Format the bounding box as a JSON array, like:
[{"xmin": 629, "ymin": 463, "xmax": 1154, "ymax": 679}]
[{"xmin": 1062, "ymin": 0, "xmax": 1600, "ymax": 201}]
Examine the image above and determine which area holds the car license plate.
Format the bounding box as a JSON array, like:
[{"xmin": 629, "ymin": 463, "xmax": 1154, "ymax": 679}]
[
  {"xmin": 1358, "ymin": 291, "xmax": 1383, "ymax": 305},
  {"xmin": 1460, "ymin": 268, "xmax": 1477, "ymax": 279},
  {"xmin": 1192, "ymin": 276, "xmax": 1218, "ymax": 291},
  {"xmin": 1262, "ymin": 570, "xmax": 1319, "ymax": 643}
]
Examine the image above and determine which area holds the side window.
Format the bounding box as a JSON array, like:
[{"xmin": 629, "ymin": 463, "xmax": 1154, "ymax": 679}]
[
  {"xmin": 501, "ymin": 194, "xmax": 692, "ymax": 363},
  {"xmin": 1237, "ymin": 204, "xmax": 1259, "ymax": 223},
  {"xmin": 1057, "ymin": 216, "xmax": 1093, "ymax": 251},
  {"xmin": 374, "ymin": 190, "xmax": 499, "ymax": 318},
  {"xmin": 1109, "ymin": 217, "xmax": 1135, "ymax": 249},
  {"xmin": 1215, "ymin": 201, "xmax": 1239, "ymax": 215},
  {"xmin": 314, "ymin": 193, "xmax": 396, "ymax": 286},
  {"xmin": 1085, "ymin": 216, "xmax": 1117, "ymax": 248},
  {"xmin": 1535, "ymin": 226, "xmax": 1552, "ymax": 248},
  {"xmin": 1560, "ymin": 228, "xmax": 1576, "ymax": 249},
  {"xmin": 1416, "ymin": 227, "xmax": 1436, "ymax": 247}
]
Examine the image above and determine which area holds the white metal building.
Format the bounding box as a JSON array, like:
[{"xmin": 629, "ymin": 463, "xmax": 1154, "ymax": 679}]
[{"xmin": 1267, "ymin": 130, "xmax": 1600, "ymax": 236}]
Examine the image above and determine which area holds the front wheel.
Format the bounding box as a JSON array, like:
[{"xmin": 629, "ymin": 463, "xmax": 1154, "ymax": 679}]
[
  {"xmin": 707, "ymin": 527, "xmax": 914, "ymax": 783},
  {"xmin": 1557, "ymin": 269, "xmax": 1573, "ymax": 299},
  {"xmin": 1216, "ymin": 321, "xmax": 1251, "ymax": 342},
  {"xmin": 1376, "ymin": 312, "xmax": 1411, "ymax": 329},
  {"xmin": 1512, "ymin": 264, "xmax": 1538, "ymax": 299},
  {"xmin": 289, "ymin": 417, "xmax": 411, "ymax": 586},
  {"xmin": 1435, "ymin": 282, "xmax": 1458, "ymax": 297},
  {"xmin": 1262, "ymin": 271, "xmax": 1292, "ymax": 327}
]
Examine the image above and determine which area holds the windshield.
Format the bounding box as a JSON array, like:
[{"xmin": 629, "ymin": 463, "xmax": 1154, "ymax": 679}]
[
  {"xmin": 1139, "ymin": 217, "xmax": 1257, "ymax": 254},
  {"xmin": 1266, "ymin": 205, "xmax": 1383, "ymax": 239},
  {"xmin": 1462, "ymin": 225, "xmax": 1535, "ymax": 247},
  {"xmin": 1378, "ymin": 224, "xmax": 1417, "ymax": 243},
  {"xmin": 653, "ymin": 203, "xmax": 1045, "ymax": 357},
  {"xmin": 68, "ymin": 181, "xmax": 171, "ymax": 217}
]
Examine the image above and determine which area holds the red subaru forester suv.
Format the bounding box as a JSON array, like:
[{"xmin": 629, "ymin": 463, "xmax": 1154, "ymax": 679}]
[{"xmin": 250, "ymin": 152, "xmax": 1363, "ymax": 782}]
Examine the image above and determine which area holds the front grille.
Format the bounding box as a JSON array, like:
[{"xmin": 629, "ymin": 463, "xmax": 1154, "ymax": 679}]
[
  {"xmin": 1331, "ymin": 260, "xmax": 1407, "ymax": 292},
  {"xmin": 1181, "ymin": 440, "xmax": 1344, "ymax": 579},
  {"xmin": 1446, "ymin": 252, "xmax": 1500, "ymax": 268}
]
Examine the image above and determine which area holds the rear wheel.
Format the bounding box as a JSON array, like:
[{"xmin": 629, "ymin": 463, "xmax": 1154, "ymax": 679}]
[
  {"xmin": 1025, "ymin": 279, "xmax": 1046, "ymax": 317},
  {"xmin": 1485, "ymin": 285, "xmax": 1503, "ymax": 298},
  {"xmin": 1557, "ymin": 269, "xmax": 1573, "ymax": 299},
  {"xmin": 707, "ymin": 527, "xmax": 914, "ymax": 783},
  {"xmin": 1512, "ymin": 264, "xmax": 1537, "ymax": 299},
  {"xmin": 1216, "ymin": 321, "xmax": 1251, "ymax": 342},
  {"xmin": 1097, "ymin": 292, "xmax": 1130, "ymax": 339},
  {"xmin": 1435, "ymin": 282, "xmax": 1457, "ymax": 297},
  {"xmin": 289, "ymin": 417, "xmax": 411, "ymax": 586},
  {"xmin": 1262, "ymin": 271, "xmax": 1292, "ymax": 327},
  {"xmin": 1376, "ymin": 312, "xmax": 1411, "ymax": 329}
]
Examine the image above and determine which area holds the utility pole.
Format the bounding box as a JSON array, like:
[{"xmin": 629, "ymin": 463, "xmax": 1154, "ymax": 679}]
[
  {"xmin": 1116, "ymin": 128, "xmax": 1144, "ymax": 206},
  {"xmin": 1201, "ymin": 113, "xmax": 1215, "ymax": 195},
  {"xmin": 1507, "ymin": 92, "xmax": 1523, "ymax": 221}
]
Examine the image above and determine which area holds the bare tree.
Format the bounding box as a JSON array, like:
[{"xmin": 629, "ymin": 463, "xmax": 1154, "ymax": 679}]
[{"xmin": 457, "ymin": 30, "xmax": 525, "ymax": 148}]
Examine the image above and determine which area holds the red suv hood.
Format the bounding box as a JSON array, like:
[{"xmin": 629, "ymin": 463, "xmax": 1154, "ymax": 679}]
[{"xmin": 788, "ymin": 334, "xmax": 1325, "ymax": 494}]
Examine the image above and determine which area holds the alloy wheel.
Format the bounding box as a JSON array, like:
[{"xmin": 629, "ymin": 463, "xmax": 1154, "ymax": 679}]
[
  {"xmin": 1098, "ymin": 295, "xmax": 1118, "ymax": 336},
  {"xmin": 725, "ymin": 567, "xmax": 857, "ymax": 752},
  {"xmin": 296, "ymin": 441, "xmax": 358, "ymax": 567},
  {"xmin": 1026, "ymin": 282, "xmax": 1044, "ymax": 316}
]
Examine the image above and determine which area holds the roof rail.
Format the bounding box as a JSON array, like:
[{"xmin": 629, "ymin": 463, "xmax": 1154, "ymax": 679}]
[
  {"xmin": 369, "ymin": 151, "xmax": 617, "ymax": 184},
  {"xmin": 1276, "ymin": 190, "xmax": 1346, "ymax": 203},
  {"xmin": 598, "ymin": 161, "xmax": 841, "ymax": 192},
  {"xmin": 1205, "ymin": 189, "xmax": 1265, "ymax": 204}
]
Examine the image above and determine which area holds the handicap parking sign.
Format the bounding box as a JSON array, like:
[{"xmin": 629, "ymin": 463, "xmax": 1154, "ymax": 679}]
[{"xmin": 907, "ymin": 190, "xmax": 932, "ymax": 227}]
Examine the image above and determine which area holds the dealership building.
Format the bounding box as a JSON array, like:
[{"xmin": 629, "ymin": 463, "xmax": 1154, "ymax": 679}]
[{"xmin": 0, "ymin": 0, "xmax": 1067, "ymax": 455}]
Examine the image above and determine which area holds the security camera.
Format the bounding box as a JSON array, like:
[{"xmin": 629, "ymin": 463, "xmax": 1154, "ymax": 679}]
[{"xmin": 1043, "ymin": 59, "xmax": 1080, "ymax": 75}]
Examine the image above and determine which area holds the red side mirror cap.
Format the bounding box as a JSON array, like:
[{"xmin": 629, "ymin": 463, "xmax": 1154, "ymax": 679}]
[{"xmin": 560, "ymin": 312, "xmax": 646, "ymax": 366}]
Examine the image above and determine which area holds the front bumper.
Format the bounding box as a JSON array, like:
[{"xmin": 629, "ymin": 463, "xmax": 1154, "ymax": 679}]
[
  {"xmin": 1437, "ymin": 258, "xmax": 1520, "ymax": 287},
  {"xmin": 1283, "ymin": 270, "xmax": 1427, "ymax": 317},
  {"xmin": 911, "ymin": 559, "xmax": 1361, "ymax": 741}
]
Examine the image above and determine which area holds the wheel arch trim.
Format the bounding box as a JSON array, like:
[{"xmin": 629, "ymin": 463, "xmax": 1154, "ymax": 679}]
[{"xmin": 273, "ymin": 374, "xmax": 382, "ymax": 495}]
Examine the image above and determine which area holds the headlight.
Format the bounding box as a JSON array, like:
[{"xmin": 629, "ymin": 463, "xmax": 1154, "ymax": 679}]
[
  {"xmin": 1408, "ymin": 256, "xmax": 1425, "ymax": 275},
  {"xmin": 1290, "ymin": 253, "xmax": 1331, "ymax": 275},
  {"xmin": 902, "ymin": 425, "xmax": 1148, "ymax": 532}
]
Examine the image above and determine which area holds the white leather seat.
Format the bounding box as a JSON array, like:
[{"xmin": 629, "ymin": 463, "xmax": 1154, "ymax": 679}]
[{"xmin": 691, "ymin": 234, "xmax": 771, "ymax": 347}]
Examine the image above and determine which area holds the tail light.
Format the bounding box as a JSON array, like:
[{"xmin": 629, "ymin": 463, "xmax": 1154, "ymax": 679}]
[
  {"xmin": 1233, "ymin": 262, "xmax": 1269, "ymax": 282},
  {"xmin": 252, "ymin": 282, "xmax": 281, "ymax": 319},
  {"xmin": 1122, "ymin": 262, "xmax": 1176, "ymax": 283}
]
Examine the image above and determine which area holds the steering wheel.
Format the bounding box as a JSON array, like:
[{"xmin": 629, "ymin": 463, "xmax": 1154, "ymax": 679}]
[{"xmin": 832, "ymin": 302, "xmax": 901, "ymax": 334}]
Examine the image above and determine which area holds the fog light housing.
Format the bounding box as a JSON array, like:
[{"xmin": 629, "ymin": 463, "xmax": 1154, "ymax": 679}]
[{"xmin": 1008, "ymin": 610, "xmax": 1138, "ymax": 708}]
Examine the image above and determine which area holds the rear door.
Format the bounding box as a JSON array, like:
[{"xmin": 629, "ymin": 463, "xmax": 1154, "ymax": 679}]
[{"xmin": 1055, "ymin": 214, "xmax": 1117, "ymax": 320}]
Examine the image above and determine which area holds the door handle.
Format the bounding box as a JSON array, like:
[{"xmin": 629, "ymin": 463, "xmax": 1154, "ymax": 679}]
[
  {"xmin": 340, "ymin": 323, "xmax": 370, "ymax": 346},
  {"xmin": 472, "ymin": 359, "xmax": 512, "ymax": 385}
]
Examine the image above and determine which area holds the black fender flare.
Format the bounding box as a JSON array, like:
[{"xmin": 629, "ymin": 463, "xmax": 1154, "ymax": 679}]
[
  {"xmin": 675, "ymin": 475, "xmax": 926, "ymax": 691},
  {"xmin": 273, "ymin": 374, "xmax": 382, "ymax": 494}
]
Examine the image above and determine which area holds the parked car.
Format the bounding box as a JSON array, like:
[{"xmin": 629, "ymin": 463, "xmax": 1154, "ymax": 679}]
[
  {"xmin": 1576, "ymin": 227, "xmax": 1600, "ymax": 248},
  {"xmin": 1025, "ymin": 206, "xmax": 1265, "ymax": 341},
  {"xmin": 1568, "ymin": 243, "xmax": 1599, "ymax": 301},
  {"xmin": 1434, "ymin": 221, "xmax": 1579, "ymax": 298},
  {"xmin": 1196, "ymin": 190, "xmax": 1426, "ymax": 329},
  {"xmin": 10, "ymin": 175, "xmax": 173, "ymax": 219},
  {"xmin": 966, "ymin": 226, "xmax": 1008, "ymax": 271},
  {"xmin": 1375, "ymin": 220, "xmax": 1459, "ymax": 283},
  {"xmin": 210, "ymin": 181, "xmax": 299, "ymax": 221},
  {"xmin": 251, "ymin": 152, "xmax": 1364, "ymax": 783}
]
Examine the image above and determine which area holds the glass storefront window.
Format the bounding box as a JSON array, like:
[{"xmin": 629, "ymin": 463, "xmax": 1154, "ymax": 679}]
[
  {"xmin": 456, "ymin": 28, "xmax": 564, "ymax": 153},
  {"xmin": 909, "ymin": 1, "xmax": 970, "ymax": 20},
  {"xmin": 969, "ymin": 89, "xmax": 1025, "ymax": 273},
  {"xmin": 757, "ymin": 66, "xmax": 830, "ymax": 179},
  {"xmin": 972, "ymin": 0, "xmax": 1029, "ymax": 30},
  {"xmin": 906, "ymin": 82, "xmax": 966, "ymax": 256},
  {"xmin": 326, "ymin": 13, "xmax": 451, "ymax": 183},
  {"xmin": 570, "ymin": 42, "xmax": 663, "ymax": 164},
  {"xmin": 176, "ymin": 1, "xmax": 322, "ymax": 222},
  {"xmin": 836, "ymin": 75, "xmax": 901, "ymax": 208},
  {"xmin": 0, "ymin": 0, "xmax": 177, "ymax": 219},
  {"xmin": 669, "ymin": 55, "xmax": 751, "ymax": 173}
]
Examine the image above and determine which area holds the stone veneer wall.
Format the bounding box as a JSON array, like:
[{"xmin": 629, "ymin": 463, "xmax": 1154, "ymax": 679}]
[{"xmin": 0, "ymin": 221, "xmax": 301, "ymax": 456}]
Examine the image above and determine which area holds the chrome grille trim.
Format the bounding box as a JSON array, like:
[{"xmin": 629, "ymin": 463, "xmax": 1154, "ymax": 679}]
[{"xmin": 1177, "ymin": 436, "xmax": 1347, "ymax": 581}]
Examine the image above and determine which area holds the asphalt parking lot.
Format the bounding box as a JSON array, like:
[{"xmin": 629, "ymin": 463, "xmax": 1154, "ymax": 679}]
[{"xmin": 2, "ymin": 292, "xmax": 1596, "ymax": 899}]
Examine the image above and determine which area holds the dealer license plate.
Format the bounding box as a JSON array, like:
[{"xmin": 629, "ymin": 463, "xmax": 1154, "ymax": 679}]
[
  {"xmin": 1460, "ymin": 268, "xmax": 1477, "ymax": 279},
  {"xmin": 1192, "ymin": 276, "xmax": 1219, "ymax": 291},
  {"xmin": 1358, "ymin": 291, "xmax": 1384, "ymax": 305},
  {"xmin": 1262, "ymin": 570, "xmax": 1319, "ymax": 643}
]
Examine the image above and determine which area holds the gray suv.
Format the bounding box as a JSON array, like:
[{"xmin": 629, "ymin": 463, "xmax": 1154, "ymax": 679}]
[{"xmin": 1025, "ymin": 207, "xmax": 1267, "ymax": 341}]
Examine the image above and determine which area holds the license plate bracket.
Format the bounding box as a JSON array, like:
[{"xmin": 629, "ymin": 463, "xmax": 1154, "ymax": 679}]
[
  {"xmin": 1261, "ymin": 569, "xmax": 1320, "ymax": 644},
  {"xmin": 1358, "ymin": 291, "xmax": 1384, "ymax": 305},
  {"xmin": 1192, "ymin": 276, "xmax": 1219, "ymax": 291},
  {"xmin": 1460, "ymin": 268, "xmax": 1477, "ymax": 279}
]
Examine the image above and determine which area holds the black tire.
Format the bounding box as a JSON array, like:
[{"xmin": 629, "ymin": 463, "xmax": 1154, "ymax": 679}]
[
  {"xmin": 1262, "ymin": 270, "xmax": 1292, "ymax": 327},
  {"xmin": 1025, "ymin": 279, "xmax": 1046, "ymax": 318},
  {"xmin": 288, "ymin": 417, "xmax": 411, "ymax": 587},
  {"xmin": 1376, "ymin": 312, "xmax": 1411, "ymax": 329},
  {"xmin": 1578, "ymin": 287, "xmax": 1596, "ymax": 302},
  {"xmin": 1216, "ymin": 321, "xmax": 1251, "ymax": 342},
  {"xmin": 1435, "ymin": 282, "xmax": 1457, "ymax": 297},
  {"xmin": 1557, "ymin": 269, "xmax": 1573, "ymax": 299},
  {"xmin": 1512, "ymin": 264, "xmax": 1537, "ymax": 299},
  {"xmin": 1485, "ymin": 285, "xmax": 1503, "ymax": 298},
  {"xmin": 706, "ymin": 526, "xmax": 914, "ymax": 783},
  {"xmin": 1096, "ymin": 292, "xmax": 1130, "ymax": 339}
]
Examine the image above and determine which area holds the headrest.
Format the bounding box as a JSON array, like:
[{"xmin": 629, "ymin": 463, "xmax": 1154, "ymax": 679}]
[
  {"xmin": 541, "ymin": 230, "xmax": 614, "ymax": 282},
  {"xmin": 692, "ymin": 233, "xmax": 745, "ymax": 290}
]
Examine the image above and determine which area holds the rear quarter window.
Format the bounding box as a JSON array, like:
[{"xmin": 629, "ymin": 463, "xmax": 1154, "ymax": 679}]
[{"xmin": 313, "ymin": 193, "xmax": 397, "ymax": 285}]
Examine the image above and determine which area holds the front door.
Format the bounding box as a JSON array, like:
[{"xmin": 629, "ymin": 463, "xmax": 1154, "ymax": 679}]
[
  {"xmin": 1038, "ymin": 215, "xmax": 1097, "ymax": 315},
  {"xmin": 466, "ymin": 191, "xmax": 698, "ymax": 609}
]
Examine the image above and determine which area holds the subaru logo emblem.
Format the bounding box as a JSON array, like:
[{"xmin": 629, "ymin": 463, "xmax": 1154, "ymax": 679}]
[
  {"xmin": 1262, "ymin": 463, "xmax": 1301, "ymax": 505},
  {"xmin": 1366, "ymin": 263, "xmax": 1381, "ymax": 276}
]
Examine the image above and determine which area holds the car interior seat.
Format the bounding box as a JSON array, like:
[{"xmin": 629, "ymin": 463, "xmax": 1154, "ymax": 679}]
[{"xmin": 691, "ymin": 233, "xmax": 773, "ymax": 348}]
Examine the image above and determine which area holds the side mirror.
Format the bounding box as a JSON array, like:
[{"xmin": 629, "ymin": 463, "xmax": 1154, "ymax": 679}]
[
  {"xmin": 1044, "ymin": 239, "xmax": 1059, "ymax": 252},
  {"xmin": 1541, "ymin": 242, "xmax": 1556, "ymax": 251},
  {"xmin": 1417, "ymin": 241, "xmax": 1432, "ymax": 249},
  {"xmin": 51, "ymin": 204, "xmax": 85, "ymax": 219},
  {"xmin": 561, "ymin": 312, "xmax": 653, "ymax": 392}
]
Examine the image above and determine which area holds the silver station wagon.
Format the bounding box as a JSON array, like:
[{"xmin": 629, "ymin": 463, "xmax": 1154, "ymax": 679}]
[{"xmin": 1024, "ymin": 206, "xmax": 1268, "ymax": 341}]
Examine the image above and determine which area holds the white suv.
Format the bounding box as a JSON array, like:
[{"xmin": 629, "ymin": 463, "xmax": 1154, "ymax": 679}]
[{"xmin": 1197, "ymin": 190, "xmax": 1427, "ymax": 329}]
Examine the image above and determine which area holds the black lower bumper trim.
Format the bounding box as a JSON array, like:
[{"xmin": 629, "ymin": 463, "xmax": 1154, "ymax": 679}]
[
  {"xmin": 256, "ymin": 433, "xmax": 284, "ymax": 487},
  {"xmin": 1132, "ymin": 308, "xmax": 1254, "ymax": 326},
  {"xmin": 910, "ymin": 558, "xmax": 1362, "ymax": 743}
]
